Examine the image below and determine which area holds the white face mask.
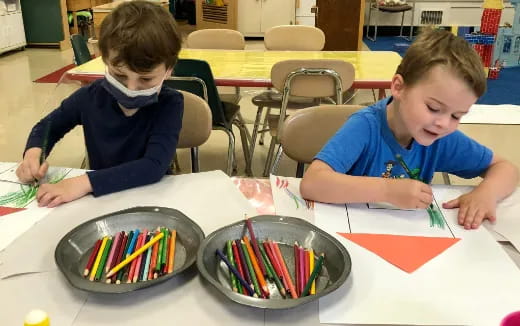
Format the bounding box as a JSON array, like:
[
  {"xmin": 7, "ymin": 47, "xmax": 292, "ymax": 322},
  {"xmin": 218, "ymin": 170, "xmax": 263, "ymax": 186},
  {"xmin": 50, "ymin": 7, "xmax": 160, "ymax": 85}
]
[{"xmin": 102, "ymin": 69, "xmax": 167, "ymax": 109}]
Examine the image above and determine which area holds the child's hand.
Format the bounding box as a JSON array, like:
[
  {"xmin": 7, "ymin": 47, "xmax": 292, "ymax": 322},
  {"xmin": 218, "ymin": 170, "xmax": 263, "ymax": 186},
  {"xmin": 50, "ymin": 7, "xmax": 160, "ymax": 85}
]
[
  {"xmin": 36, "ymin": 175, "xmax": 93, "ymax": 208},
  {"xmin": 443, "ymin": 189, "xmax": 497, "ymax": 229},
  {"xmin": 16, "ymin": 147, "xmax": 48, "ymax": 183},
  {"xmin": 385, "ymin": 178, "xmax": 433, "ymax": 209}
]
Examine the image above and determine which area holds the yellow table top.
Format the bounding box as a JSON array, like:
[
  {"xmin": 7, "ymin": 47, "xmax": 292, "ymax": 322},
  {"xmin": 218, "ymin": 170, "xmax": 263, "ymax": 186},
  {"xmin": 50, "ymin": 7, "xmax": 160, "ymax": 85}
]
[{"xmin": 67, "ymin": 49, "xmax": 402, "ymax": 88}]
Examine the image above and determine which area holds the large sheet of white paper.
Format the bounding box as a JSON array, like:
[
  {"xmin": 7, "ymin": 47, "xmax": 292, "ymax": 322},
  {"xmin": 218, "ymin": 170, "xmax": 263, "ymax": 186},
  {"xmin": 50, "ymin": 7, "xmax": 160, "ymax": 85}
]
[
  {"xmin": 461, "ymin": 104, "xmax": 520, "ymax": 124},
  {"xmin": 270, "ymin": 174, "xmax": 314, "ymax": 221},
  {"xmin": 0, "ymin": 170, "xmax": 256, "ymax": 278},
  {"xmin": 316, "ymin": 186, "xmax": 520, "ymax": 325}
]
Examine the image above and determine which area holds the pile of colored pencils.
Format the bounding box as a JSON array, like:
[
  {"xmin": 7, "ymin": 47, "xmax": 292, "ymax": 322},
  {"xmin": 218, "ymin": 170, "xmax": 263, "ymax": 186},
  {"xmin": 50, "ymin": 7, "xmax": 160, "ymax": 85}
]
[
  {"xmin": 83, "ymin": 227, "xmax": 177, "ymax": 284},
  {"xmin": 216, "ymin": 218, "xmax": 325, "ymax": 299}
]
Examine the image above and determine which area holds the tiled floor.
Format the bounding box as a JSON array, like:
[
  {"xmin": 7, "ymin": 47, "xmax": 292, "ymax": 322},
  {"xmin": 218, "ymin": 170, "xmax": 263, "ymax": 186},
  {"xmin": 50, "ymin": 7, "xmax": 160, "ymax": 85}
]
[{"xmin": 0, "ymin": 34, "xmax": 518, "ymax": 187}]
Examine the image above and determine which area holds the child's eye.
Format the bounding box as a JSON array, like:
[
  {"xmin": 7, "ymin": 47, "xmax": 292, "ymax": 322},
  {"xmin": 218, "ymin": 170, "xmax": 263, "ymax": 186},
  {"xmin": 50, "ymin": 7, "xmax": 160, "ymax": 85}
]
[
  {"xmin": 451, "ymin": 115, "xmax": 461, "ymax": 120},
  {"xmin": 427, "ymin": 105, "xmax": 439, "ymax": 112},
  {"xmin": 140, "ymin": 78, "xmax": 152, "ymax": 82}
]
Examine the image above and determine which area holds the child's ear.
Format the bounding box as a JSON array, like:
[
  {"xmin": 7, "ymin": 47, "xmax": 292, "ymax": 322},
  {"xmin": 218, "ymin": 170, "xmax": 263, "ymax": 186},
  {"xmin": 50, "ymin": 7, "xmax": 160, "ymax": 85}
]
[
  {"xmin": 165, "ymin": 67, "xmax": 173, "ymax": 77},
  {"xmin": 390, "ymin": 74, "xmax": 405, "ymax": 100}
]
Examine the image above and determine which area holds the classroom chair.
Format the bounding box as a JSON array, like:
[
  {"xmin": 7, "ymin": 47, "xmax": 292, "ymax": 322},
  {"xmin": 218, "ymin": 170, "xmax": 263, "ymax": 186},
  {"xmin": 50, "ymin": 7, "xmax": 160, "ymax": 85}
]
[
  {"xmin": 165, "ymin": 59, "xmax": 250, "ymax": 175},
  {"xmin": 253, "ymin": 59, "xmax": 355, "ymax": 177},
  {"xmin": 275, "ymin": 105, "xmax": 364, "ymax": 177},
  {"xmin": 264, "ymin": 25, "xmax": 325, "ymax": 51},
  {"xmin": 175, "ymin": 90, "xmax": 212, "ymax": 173},
  {"xmin": 70, "ymin": 34, "xmax": 92, "ymax": 66},
  {"xmin": 186, "ymin": 28, "xmax": 245, "ymax": 50},
  {"xmin": 365, "ymin": 0, "xmax": 415, "ymax": 42}
]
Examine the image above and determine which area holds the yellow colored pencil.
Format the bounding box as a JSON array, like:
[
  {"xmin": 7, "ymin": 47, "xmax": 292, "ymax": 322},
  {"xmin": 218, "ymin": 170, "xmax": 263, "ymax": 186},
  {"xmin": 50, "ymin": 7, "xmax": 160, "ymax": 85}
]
[
  {"xmin": 89, "ymin": 236, "xmax": 108, "ymax": 281},
  {"xmin": 309, "ymin": 249, "xmax": 315, "ymax": 295},
  {"xmin": 106, "ymin": 232, "xmax": 164, "ymax": 278},
  {"xmin": 167, "ymin": 229, "xmax": 177, "ymax": 274}
]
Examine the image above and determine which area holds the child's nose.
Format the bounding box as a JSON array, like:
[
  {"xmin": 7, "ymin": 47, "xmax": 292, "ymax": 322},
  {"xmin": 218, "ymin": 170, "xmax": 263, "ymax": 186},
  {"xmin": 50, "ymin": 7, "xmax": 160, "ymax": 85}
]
[
  {"xmin": 125, "ymin": 79, "xmax": 140, "ymax": 91},
  {"xmin": 434, "ymin": 115, "xmax": 451, "ymax": 129}
]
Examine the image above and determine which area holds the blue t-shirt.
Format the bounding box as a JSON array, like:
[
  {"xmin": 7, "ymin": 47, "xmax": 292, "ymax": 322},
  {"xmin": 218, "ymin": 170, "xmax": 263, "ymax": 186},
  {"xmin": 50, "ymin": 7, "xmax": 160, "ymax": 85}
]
[
  {"xmin": 25, "ymin": 79, "xmax": 184, "ymax": 196},
  {"xmin": 315, "ymin": 97, "xmax": 493, "ymax": 182}
]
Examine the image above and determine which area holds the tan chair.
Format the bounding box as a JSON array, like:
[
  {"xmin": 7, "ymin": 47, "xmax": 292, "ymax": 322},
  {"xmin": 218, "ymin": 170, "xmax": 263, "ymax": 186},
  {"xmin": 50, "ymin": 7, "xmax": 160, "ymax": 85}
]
[
  {"xmin": 264, "ymin": 25, "xmax": 325, "ymax": 51},
  {"xmin": 176, "ymin": 90, "xmax": 212, "ymax": 172},
  {"xmin": 186, "ymin": 29, "xmax": 245, "ymax": 50},
  {"xmin": 366, "ymin": 0, "xmax": 415, "ymax": 42},
  {"xmin": 254, "ymin": 59, "xmax": 355, "ymax": 176},
  {"xmin": 277, "ymin": 105, "xmax": 364, "ymax": 176}
]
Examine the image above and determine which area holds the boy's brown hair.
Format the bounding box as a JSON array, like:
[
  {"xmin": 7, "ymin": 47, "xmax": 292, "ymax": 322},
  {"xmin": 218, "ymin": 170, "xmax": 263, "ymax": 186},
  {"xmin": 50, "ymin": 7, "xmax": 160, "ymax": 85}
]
[
  {"xmin": 99, "ymin": 1, "xmax": 181, "ymax": 73},
  {"xmin": 396, "ymin": 28, "xmax": 487, "ymax": 97}
]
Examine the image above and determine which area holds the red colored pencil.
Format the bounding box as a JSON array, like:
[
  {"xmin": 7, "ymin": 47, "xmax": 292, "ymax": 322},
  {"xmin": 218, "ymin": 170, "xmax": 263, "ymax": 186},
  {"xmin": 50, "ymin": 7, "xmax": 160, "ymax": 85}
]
[
  {"xmin": 272, "ymin": 241, "xmax": 297, "ymax": 299},
  {"xmin": 304, "ymin": 248, "xmax": 310, "ymax": 292},
  {"xmin": 83, "ymin": 239, "xmax": 102, "ymax": 277},
  {"xmin": 232, "ymin": 240, "xmax": 247, "ymax": 294},
  {"xmin": 245, "ymin": 217, "xmax": 267, "ymax": 276},
  {"xmin": 132, "ymin": 229, "xmax": 148, "ymax": 282},
  {"xmin": 148, "ymin": 231, "xmax": 160, "ymax": 280},
  {"xmin": 294, "ymin": 242, "xmax": 300, "ymax": 297},
  {"xmin": 264, "ymin": 241, "xmax": 288, "ymax": 292},
  {"xmin": 109, "ymin": 232, "xmax": 128, "ymax": 283}
]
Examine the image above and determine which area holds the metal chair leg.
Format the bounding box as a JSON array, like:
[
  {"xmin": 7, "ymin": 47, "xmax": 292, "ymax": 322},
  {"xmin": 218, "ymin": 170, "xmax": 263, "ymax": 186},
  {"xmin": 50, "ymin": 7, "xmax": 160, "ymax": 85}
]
[
  {"xmin": 263, "ymin": 137, "xmax": 277, "ymax": 177},
  {"xmin": 236, "ymin": 112, "xmax": 252, "ymax": 144},
  {"xmin": 190, "ymin": 147, "xmax": 199, "ymax": 172},
  {"xmin": 259, "ymin": 107, "xmax": 272, "ymax": 145},
  {"xmin": 270, "ymin": 145, "xmax": 283, "ymax": 176},
  {"xmin": 442, "ymin": 172, "xmax": 451, "ymax": 185},
  {"xmin": 399, "ymin": 11, "xmax": 405, "ymax": 37},
  {"xmin": 296, "ymin": 162, "xmax": 305, "ymax": 178},
  {"xmin": 216, "ymin": 126, "xmax": 236, "ymax": 176},
  {"xmin": 233, "ymin": 118, "xmax": 251, "ymax": 176},
  {"xmin": 366, "ymin": 4, "xmax": 375, "ymax": 41},
  {"xmin": 247, "ymin": 106, "xmax": 265, "ymax": 175}
]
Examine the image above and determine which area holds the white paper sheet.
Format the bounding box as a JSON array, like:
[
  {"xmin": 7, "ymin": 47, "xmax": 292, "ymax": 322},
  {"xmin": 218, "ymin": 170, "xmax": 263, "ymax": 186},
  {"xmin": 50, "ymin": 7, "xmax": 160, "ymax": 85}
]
[
  {"xmin": 461, "ymin": 104, "xmax": 520, "ymax": 124},
  {"xmin": 0, "ymin": 170, "xmax": 256, "ymax": 278},
  {"xmin": 315, "ymin": 186, "xmax": 520, "ymax": 325},
  {"xmin": 270, "ymin": 174, "xmax": 314, "ymax": 221}
]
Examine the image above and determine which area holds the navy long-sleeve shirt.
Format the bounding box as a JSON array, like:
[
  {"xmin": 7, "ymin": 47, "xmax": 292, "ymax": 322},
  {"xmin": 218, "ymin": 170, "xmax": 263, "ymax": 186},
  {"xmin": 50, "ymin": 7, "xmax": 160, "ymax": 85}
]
[{"xmin": 25, "ymin": 79, "xmax": 184, "ymax": 196}]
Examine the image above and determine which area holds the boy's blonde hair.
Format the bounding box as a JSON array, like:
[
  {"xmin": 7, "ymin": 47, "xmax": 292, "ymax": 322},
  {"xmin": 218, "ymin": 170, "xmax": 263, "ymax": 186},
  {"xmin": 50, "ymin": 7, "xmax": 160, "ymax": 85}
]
[
  {"xmin": 396, "ymin": 28, "xmax": 487, "ymax": 97},
  {"xmin": 99, "ymin": 1, "xmax": 181, "ymax": 73}
]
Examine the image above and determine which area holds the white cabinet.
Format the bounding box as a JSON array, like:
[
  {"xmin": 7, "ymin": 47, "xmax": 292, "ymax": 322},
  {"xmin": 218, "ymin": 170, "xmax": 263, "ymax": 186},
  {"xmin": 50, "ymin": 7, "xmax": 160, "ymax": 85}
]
[
  {"xmin": 0, "ymin": 0, "xmax": 26, "ymax": 55},
  {"xmin": 296, "ymin": 0, "xmax": 315, "ymax": 26},
  {"xmin": 238, "ymin": 0, "xmax": 296, "ymax": 37}
]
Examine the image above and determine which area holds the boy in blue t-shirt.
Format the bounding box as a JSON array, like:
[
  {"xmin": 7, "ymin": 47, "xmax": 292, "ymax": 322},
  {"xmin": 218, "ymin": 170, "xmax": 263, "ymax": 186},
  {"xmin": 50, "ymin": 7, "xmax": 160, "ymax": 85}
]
[
  {"xmin": 16, "ymin": 1, "xmax": 184, "ymax": 207},
  {"xmin": 301, "ymin": 29, "xmax": 519, "ymax": 230}
]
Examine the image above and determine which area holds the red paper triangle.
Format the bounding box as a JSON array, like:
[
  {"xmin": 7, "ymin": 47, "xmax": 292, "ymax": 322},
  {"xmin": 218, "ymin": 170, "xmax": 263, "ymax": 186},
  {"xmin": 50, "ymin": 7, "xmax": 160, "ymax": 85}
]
[
  {"xmin": 0, "ymin": 206, "xmax": 26, "ymax": 217},
  {"xmin": 338, "ymin": 233, "xmax": 460, "ymax": 273}
]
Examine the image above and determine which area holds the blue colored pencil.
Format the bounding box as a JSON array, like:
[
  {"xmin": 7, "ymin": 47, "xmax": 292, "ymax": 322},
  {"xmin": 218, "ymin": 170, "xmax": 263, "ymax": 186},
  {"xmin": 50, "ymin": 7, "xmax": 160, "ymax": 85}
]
[
  {"xmin": 127, "ymin": 229, "xmax": 140, "ymax": 256},
  {"xmin": 216, "ymin": 248, "xmax": 256, "ymax": 297}
]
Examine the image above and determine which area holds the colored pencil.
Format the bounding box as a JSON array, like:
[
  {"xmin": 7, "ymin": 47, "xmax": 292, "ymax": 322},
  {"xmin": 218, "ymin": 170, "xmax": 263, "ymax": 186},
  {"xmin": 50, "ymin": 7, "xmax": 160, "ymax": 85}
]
[
  {"xmin": 105, "ymin": 232, "xmax": 121, "ymax": 273},
  {"xmin": 294, "ymin": 242, "xmax": 300, "ymax": 297},
  {"xmin": 231, "ymin": 241, "xmax": 246, "ymax": 294},
  {"xmin": 265, "ymin": 240, "xmax": 289, "ymax": 293},
  {"xmin": 302, "ymin": 253, "xmax": 325, "ymax": 296},
  {"xmin": 148, "ymin": 231, "xmax": 160, "ymax": 280},
  {"xmin": 299, "ymin": 246, "xmax": 305, "ymax": 296},
  {"xmin": 226, "ymin": 240, "xmax": 238, "ymax": 292},
  {"xmin": 245, "ymin": 216, "xmax": 267, "ymax": 276},
  {"xmin": 106, "ymin": 232, "xmax": 165, "ymax": 278},
  {"xmin": 304, "ymin": 248, "xmax": 310, "ymax": 292},
  {"xmin": 84, "ymin": 239, "xmax": 102, "ymax": 277},
  {"xmin": 95, "ymin": 237, "xmax": 112, "ymax": 281},
  {"xmin": 154, "ymin": 228, "xmax": 164, "ymax": 278},
  {"xmin": 243, "ymin": 236, "xmax": 269, "ymax": 298},
  {"xmin": 124, "ymin": 230, "xmax": 140, "ymax": 282},
  {"xmin": 107, "ymin": 232, "xmax": 127, "ymax": 284},
  {"xmin": 167, "ymin": 229, "xmax": 176, "ymax": 274},
  {"xmin": 161, "ymin": 229, "xmax": 169, "ymax": 275},
  {"xmin": 136, "ymin": 232, "xmax": 150, "ymax": 282},
  {"xmin": 258, "ymin": 242, "xmax": 274, "ymax": 281},
  {"xmin": 235, "ymin": 239, "xmax": 253, "ymax": 291},
  {"xmin": 89, "ymin": 236, "xmax": 108, "ymax": 281},
  {"xmin": 116, "ymin": 230, "xmax": 133, "ymax": 284},
  {"xmin": 259, "ymin": 242, "xmax": 286, "ymax": 298},
  {"xmin": 128, "ymin": 232, "xmax": 144, "ymax": 283},
  {"xmin": 241, "ymin": 240, "xmax": 262, "ymax": 298},
  {"xmin": 142, "ymin": 235, "xmax": 153, "ymax": 282},
  {"xmin": 309, "ymin": 249, "xmax": 315, "ymax": 294},
  {"xmin": 216, "ymin": 248, "xmax": 256, "ymax": 297},
  {"xmin": 272, "ymin": 241, "xmax": 298, "ymax": 299}
]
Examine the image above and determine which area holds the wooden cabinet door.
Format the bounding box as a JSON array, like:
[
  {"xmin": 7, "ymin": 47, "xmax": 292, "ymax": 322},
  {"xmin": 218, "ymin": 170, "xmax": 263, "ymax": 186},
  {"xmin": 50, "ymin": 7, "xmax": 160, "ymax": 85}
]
[
  {"xmin": 261, "ymin": 0, "xmax": 295, "ymax": 32},
  {"xmin": 237, "ymin": 0, "xmax": 262, "ymax": 35},
  {"xmin": 315, "ymin": 0, "xmax": 364, "ymax": 50}
]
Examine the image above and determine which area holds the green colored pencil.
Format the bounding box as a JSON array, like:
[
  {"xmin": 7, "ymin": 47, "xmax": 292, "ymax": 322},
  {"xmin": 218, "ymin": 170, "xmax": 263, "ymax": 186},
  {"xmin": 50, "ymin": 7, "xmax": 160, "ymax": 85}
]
[
  {"xmin": 155, "ymin": 228, "xmax": 164, "ymax": 274},
  {"xmin": 259, "ymin": 242, "xmax": 286, "ymax": 298},
  {"xmin": 241, "ymin": 240, "xmax": 261, "ymax": 298},
  {"xmin": 302, "ymin": 253, "xmax": 325, "ymax": 297},
  {"xmin": 95, "ymin": 237, "xmax": 112, "ymax": 281},
  {"xmin": 226, "ymin": 240, "xmax": 238, "ymax": 292}
]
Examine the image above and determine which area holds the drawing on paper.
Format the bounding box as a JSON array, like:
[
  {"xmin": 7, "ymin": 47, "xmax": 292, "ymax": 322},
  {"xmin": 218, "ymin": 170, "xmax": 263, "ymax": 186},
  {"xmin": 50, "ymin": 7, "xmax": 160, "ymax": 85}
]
[{"xmin": 275, "ymin": 176, "xmax": 314, "ymax": 210}]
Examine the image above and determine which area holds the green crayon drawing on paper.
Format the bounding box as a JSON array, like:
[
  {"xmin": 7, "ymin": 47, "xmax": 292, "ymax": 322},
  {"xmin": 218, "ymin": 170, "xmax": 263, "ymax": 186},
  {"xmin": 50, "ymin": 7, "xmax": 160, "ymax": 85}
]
[{"xmin": 0, "ymin": 169, "xmax": 70, "ymax": 208}]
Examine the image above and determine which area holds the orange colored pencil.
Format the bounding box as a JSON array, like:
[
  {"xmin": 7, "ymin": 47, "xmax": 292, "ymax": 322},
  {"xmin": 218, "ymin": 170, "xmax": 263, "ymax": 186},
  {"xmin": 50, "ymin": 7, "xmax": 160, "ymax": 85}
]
[
  {"xmin": 243, "ymin": 236, "xmax": 269, "ymax": 298},
  {"xmin": 272, "ymin": 241, "xmax": 297, "ymax": 299},
  {"xmin": 167, "ymin": 229, "xmax": 176, "ymax": 274}
]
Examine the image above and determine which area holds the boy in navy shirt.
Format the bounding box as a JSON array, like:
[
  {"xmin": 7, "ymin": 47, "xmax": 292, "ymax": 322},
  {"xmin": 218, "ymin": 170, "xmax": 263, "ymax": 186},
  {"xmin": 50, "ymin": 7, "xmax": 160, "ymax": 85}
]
[
  {"xmin": 301, "ymin": 29, "xmax": 518, "ymax": 230},
  {"xmin": 16, "ymin": 1, "xmax": 184, "ymax": 207}
]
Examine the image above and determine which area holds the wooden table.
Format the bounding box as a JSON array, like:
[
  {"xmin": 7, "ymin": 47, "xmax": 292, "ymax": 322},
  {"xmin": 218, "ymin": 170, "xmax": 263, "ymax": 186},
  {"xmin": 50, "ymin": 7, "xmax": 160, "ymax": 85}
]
[
  {"xmin": 66, "ymin": 49, "xmax": 402, "ymax": 99},
  {"xmin": 93, "ymin": 0, "xmax": 169, "ymax": 38}
]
